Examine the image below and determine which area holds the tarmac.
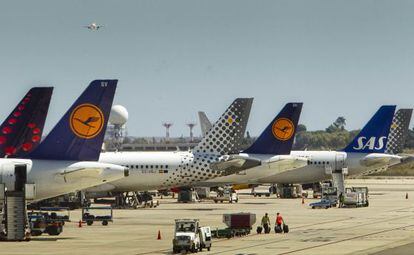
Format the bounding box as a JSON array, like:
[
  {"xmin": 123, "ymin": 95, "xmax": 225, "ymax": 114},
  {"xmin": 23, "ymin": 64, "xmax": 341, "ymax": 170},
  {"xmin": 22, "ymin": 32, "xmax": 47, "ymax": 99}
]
[{"xmin": 2, "ymin": 178, "xmax": 414, "ymax": 255}]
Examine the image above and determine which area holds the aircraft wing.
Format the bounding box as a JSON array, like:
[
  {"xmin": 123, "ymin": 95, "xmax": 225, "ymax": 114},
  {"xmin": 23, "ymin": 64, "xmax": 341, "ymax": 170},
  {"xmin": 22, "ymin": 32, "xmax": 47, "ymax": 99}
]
[
  {"xmin": 360, "ymin": 153, "xmax": 402, "ymax": 168},
  {"xmin": 58, "ymin": 162, "xmax": 128, "ymax": 183},
  {"xmin": 210, "ymin": 154, "xmax": 262, "ymax": 176}
]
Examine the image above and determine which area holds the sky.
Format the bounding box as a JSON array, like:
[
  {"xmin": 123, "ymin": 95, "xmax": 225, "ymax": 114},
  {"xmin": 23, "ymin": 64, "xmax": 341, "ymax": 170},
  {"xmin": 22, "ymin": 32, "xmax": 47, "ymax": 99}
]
[{"xmin": 0, "ymin": 0, "xmax": 413, "ymax": 137}]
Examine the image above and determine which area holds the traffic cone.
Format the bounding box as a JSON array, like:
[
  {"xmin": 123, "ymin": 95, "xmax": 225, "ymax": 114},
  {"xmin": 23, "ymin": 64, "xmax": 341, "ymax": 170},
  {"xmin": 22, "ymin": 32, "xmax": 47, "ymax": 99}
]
[
  {"xmin": 157, "ymin": 230, "xmax": 162, "ymax": 240},
  {"xmin": 78, "ymin": 220, "xmax": 82, "ymax": 228},
  {"xmin": 406, "ymin": 193, "xmax": 408, "ymax": 199}
]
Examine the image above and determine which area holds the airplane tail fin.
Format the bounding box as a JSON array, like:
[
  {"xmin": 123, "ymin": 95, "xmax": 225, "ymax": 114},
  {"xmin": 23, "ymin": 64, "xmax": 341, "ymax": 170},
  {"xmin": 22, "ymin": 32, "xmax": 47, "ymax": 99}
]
[
  {"xmin": 385, "ymin": 108, "xmax": 413, "ymax": 155},
  {"xmin": 193, "ymin": 98, "xmax": 253, "ymax": 155},
  {"xmin": 1, "ymin": 87, "xmax": 53, "ymax": 157},
  {"xmin": 198, "ymin": 111, "xmax": 212, "ymax": 137},
  {"xmin": 243, "ymin": 103, "xmax": 303, "ymax": 155},
  {"xmin": 343, "ymin": 105, "xmax": 396, "ymax": 153},
  {"xmin": 28, "ymin": 80, "xmax": 117, "ymax": 161}
]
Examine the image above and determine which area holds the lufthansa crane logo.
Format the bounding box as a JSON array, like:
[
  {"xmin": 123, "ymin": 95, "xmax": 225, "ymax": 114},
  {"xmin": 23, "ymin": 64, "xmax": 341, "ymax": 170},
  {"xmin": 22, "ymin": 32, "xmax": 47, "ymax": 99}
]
[
  {"xmin": 70, "ymin": 104, "xmax": 104, "ymax": 139},
  {"xmin": 272, "ymin": 118, "xmax": 294, "ymax": 141}
]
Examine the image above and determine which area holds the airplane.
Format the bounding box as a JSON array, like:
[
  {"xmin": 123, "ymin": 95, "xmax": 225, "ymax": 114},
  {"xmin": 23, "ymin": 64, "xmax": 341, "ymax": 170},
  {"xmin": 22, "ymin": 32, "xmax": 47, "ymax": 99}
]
[
  {"xmin": 196, "ymin": 103, "xmax": 309, "ymax": 186},
  {"xmin": 84, "ymin": 22, "xmax": 103, "ymax": 30},
  {"xmin": 86, "ymin": 98, "xmax": 254, "ymax": 194},
  {"xmin": 0, "ymin": 87, "xmax": 53, "ymax": 157},
  {"xmin": 0, "ymin": 80, "xmax": 128, "ymax": 201},
  {"xmin": 198, "ymin": 106, "xmax": 402, "ymax": 193}
]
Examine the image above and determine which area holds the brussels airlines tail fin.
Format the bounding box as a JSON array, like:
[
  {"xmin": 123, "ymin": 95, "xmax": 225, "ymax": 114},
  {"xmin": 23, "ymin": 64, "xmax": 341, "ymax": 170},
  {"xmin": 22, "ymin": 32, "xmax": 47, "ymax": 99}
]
[
  {"xmin": 1, "ymin": 87, "xmax": 53, "ymax": 157},
  {"xmin": 193, "ymin": 98, "xmax": 253, "ymax": 156},
  {"xmin": 29, "ymin": 80, "xmax": 117, "ymax": 161},
  {"xmin": 243, "ymin": 103, "xmax": 303, "ymax": 155},
  {"xmin": 343, "ymin": 105, "xmax": 396, "ymax": 153},
  {"xmin": 385, "ymin": 108, "xmax": 413, "ymax": 155},
  {"xmin": 198, "ymin": 111, "xmax": 212, "ymax": 137}
]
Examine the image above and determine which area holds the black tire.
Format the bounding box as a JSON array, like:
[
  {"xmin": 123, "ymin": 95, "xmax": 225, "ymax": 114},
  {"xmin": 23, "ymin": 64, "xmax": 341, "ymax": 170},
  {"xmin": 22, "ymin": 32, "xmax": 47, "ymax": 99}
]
[
  {"xmin": 46, "ymin": 226, "xmax": 61, "ymax": 236},
  {"xmin": 87, "ymin": 220, "xmax": 93, "ymax": 226},
  {"xmin": 214, "ymin": 200, "xmax": 218, "ymax": 203},
  {"xmin": 207, "ymin": 247, "xmax": 211, "ymax": 251},
  {"xmin": 312, "ymin": 206, "xmax": 315, "ymax": 209},
  {"xmin": 102, "ymin": 220, "xmax": 108, "ymax": 226},
  {"xmin": 31, "ymin": 230, "xmax": 43, "ymax": 236}
]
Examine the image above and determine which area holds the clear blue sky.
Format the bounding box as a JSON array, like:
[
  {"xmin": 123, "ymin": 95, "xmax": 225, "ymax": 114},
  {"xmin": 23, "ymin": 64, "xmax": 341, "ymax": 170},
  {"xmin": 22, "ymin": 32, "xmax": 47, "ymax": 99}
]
[{"xmin": 1, "ymin": 0, "xmax": 413, "ymax": 137}]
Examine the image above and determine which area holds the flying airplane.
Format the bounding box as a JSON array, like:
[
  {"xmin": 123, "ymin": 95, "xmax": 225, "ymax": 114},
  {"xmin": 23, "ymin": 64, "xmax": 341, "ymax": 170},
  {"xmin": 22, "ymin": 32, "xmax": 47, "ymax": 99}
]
[
  {"xmin": 196, "ymin": 103, "xmax": 309, "ymax": 186},
  {"xmin": 86, "ymin": 98, "xmax": 253, "ymax": 195},
  {"xmin": 84, "ymin": 22, "xmax": 103, "ymax": 30},
  {"xmin": 0, "ymin": 80, "xmax": 128, "ymax": 201}
]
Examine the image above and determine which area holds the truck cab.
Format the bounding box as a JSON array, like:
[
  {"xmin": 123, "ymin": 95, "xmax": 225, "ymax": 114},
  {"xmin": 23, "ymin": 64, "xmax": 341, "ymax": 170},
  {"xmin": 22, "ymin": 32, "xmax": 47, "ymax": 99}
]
[{"xmin": 173, "ymin": 219, "xmax": 201, "ymax": 253}]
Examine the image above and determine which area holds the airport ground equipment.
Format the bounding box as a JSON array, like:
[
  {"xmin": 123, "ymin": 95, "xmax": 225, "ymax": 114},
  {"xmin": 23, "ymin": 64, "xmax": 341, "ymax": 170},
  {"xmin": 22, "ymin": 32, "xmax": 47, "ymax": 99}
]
[
  {"xmin": 172, "ymin": 219, "xmax": 202, "ymax": 253},
  {"xmin": 342, "ymin": 187, "xmax": 369, "ymax": 208},
  {"xmin": 0, "ymin": 164, "xmax": 34, "ymax": 241},
  {"xmin": 322, "ymin": 186, "xmax": 338, "ymax": 206},
  {"xmin": 177, "ymin": 189, "xmax": 199, "ymax": 203},
  {"xmin": 213, "ymin": 188, "xmax": 238, "ymax": 203},
  {"xmin": 251, "ymin": 185, "xmax": 271, "ymax": 197},
  {"xmin": 277, "ymin": 184, "xmax": 302, "ymax": 198},
  {"xmin": 28, "ymin": 211, "xmax": 64, "ymax": 236},
  {"xmin": 211, "ymin": 213, "xmax": 256, "ymax": 238},
  {"xmin": 82, "ymin": 206, "xmax": 113, "ymax": 226},
  {"xmin": 199, "ymin": 226, "xmax": 212, "ymax": 251}
]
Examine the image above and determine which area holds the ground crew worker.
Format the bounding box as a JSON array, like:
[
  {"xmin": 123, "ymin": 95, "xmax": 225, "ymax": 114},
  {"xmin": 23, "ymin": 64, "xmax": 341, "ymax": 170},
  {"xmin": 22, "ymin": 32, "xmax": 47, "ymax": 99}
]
[
  {"xmin": 276, "ymin": 212, "xmax": 284, "ymax": 228},
  {"xmin": 339, "ymin": 192, "xmax": 344, "ymax": 208},
  {"xmin": 261, "ymin": 213, "xmax": 270, "ymax": 233}
]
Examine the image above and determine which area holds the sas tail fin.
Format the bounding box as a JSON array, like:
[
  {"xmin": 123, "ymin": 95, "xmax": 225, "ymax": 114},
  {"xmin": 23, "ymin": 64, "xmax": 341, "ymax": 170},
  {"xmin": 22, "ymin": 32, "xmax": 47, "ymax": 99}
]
[
  {"xmin": 29, "ymin": 80, "xmax": 117, "ymax": 161},
  {"xmin": 198, "ymin": 111, "xmax": 212, "ymax": 137},
  {"xmin": 385, "ymin": 108, "xmax": 413, "ymax": 155},
  {"xmin": 193, "ymin": 98, "xmax": 253, "ymax": 155},
  {"xmin": 243, "ymin": 102, "xmax": 303, "ymax": 155},
  {"xmin": 343, "ymin": 105, "xmax": 396, "ymax": 153},
  {"xmin": 1, "ymin": 87, "xmax": 53, "ymax": 157}
]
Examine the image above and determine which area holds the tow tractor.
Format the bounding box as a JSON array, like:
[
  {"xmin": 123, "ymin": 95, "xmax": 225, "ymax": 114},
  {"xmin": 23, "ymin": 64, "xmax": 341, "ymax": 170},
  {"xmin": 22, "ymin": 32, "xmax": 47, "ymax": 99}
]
[
  {"xmin": 28, "ymin": 207, "xmax": 70, "ymax": 236},
  {"xmin": 173, "ymin": 219, "xmax": 211, "ymax": 253},
  {"xmin": 82, "ymin": 206, "xmax": 113, "ymax": 226}
]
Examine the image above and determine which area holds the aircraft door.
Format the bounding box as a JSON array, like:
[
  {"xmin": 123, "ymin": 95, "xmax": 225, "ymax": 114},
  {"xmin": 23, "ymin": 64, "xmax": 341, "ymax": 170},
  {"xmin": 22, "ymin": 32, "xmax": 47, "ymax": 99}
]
[{"xmin": 335, "ymin": 153, "xmax": 346, "ymax": 170}]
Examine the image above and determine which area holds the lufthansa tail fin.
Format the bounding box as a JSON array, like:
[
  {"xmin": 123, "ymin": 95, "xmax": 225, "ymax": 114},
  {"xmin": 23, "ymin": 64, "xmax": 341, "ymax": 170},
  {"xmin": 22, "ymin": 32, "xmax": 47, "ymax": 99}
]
[
  {"xmin": 1, "ymin": 87, "xmax": 53, "ymax": 157},
  {"xmin": 343, "ymin": 105, "xmax": 396, "ymax": 153},
  {"xmin": 198, "ymin": 111, "xmax": 212, "ymax": 137},
  {"xmin": 385, "ymin": 108, "xmax": 413, "ymax": 155},
  {"xmin": 29, "ymin": 80, "xmax": 117, "ymax": 161},
  {"xmin": 193, "ymin": 98, "xmax": 253, "ymax": 155},
  {"xmin": 243, "ymin": 103, "xmax": 303, "ymax": 155}
]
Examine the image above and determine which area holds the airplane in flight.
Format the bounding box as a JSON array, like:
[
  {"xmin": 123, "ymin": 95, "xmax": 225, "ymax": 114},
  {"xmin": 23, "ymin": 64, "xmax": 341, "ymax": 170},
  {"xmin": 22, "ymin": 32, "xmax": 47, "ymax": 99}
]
[
  {"xmin": 0, "ymin": 80, "xmax": 128, "ymax": 201},
  {"xmin": 86, "ymin": 98, "xmax": 254, "ymax": 195},
  {"xmin": 198, "ymin": 105, "xmax": 403, "ymax": 192},
  {"xmin": 84, "ymin": 22, "xmax": 103, "ymax": 30},
  {"xmin": 196, "ymin": 103, "xmax": 309, "ymax": 186}
]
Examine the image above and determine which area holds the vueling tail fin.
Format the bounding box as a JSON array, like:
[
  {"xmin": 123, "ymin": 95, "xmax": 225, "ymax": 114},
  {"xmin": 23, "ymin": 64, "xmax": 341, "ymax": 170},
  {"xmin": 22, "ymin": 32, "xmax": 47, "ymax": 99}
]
[
  {"xmin": 193, "ymin": 98, "xmax": 253, "ymax": 155},
  {"xmin": 1, "ymin": 87, "xmax": 53, "ymax": 157},
  {"xmin": 385, "ymin": 108, "xmax": 413, "ymax": 155},
  {"xmin": 343, "ymin": 105, "xmax": 396, "ymax": 153},
  {"xmin": 28, "ymin": 80, "xmax": 117, "ymax": 161},
  {"xmin": 243, "ymin": 103, "xmax": 303, "ymax": 155},
  {"xmin": 198, "ymin": 111, "xmax": 212, "ymax": 137}
]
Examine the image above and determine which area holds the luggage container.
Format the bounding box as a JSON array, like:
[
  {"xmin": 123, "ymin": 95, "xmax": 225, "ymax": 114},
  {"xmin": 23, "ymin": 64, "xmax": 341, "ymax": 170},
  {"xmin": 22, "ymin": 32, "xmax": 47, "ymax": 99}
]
[{"xmin": 212, "ymin": 213, "xmax": 256, "ymax": 238}]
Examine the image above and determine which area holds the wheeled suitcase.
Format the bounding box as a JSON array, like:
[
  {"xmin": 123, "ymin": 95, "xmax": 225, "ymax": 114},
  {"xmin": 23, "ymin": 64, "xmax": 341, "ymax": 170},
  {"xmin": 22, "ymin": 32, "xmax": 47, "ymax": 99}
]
[
  {"xmin": 256, "ymin": 226, "xmax": 263, "ymax": 234},
  {"xmin": 264, "ymin": 225, "xmax": 271, "ymax": 233},
  {"xmin": 275, "ymin": 225, "xmax": 283, "ymax": 233},
  {"xmin": 283, "ymin": 224, "xmax": 289, "ymax": 233}
]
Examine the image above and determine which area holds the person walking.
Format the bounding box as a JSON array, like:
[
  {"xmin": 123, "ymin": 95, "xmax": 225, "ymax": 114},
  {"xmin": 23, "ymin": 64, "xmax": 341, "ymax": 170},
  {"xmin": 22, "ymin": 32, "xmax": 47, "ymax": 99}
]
[
  {"xmin": 275, "ymin": 212, "xmax": 284, "ymax": 233},
  {"xmin": 261, "ymin": 213, "xmax": 271, "ymax": 233}
]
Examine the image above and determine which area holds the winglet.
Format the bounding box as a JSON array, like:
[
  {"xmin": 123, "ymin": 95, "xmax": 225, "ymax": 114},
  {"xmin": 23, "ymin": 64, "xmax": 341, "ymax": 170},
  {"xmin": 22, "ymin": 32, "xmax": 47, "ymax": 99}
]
[
  {"xmin": 243, "ymin": 103, "xmax": 303, "ymax": 155},
  {"xmin": 28, "ymin": 80, "xmax": 117, "ymax": 161}
]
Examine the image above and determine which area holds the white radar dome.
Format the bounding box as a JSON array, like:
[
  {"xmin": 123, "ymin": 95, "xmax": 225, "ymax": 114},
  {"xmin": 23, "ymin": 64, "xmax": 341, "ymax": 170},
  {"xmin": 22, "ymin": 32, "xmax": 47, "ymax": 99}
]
[{"xmin": 109, "ymin": 105, "xmax": 129, "ymax": 125}]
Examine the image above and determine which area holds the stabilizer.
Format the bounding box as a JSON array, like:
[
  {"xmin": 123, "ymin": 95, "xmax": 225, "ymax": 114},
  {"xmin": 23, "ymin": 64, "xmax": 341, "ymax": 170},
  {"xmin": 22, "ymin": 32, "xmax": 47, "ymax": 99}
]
[
  {"xmin": 193, "ymin": 98, "xmax": 253, "ymax": 155},
  {"xmin": 198, "ymin": 111, "xmax": 212, "ymax": 137},
  {"xmin": 243, "ymin": 103, "xmax": 303, "ymax": 155},
  {"xmin": 1, "ymin": 87, "xmax": 53, "ymax": 157},
  {"xmin": 29, "ymin": 80, "xmax": 117, "ymax": 161},
  {"xmin": 385, "ymin": 108, "xmax": 413, "ymax": 155},
  {"xmin": 343, "ymin": 105, "xmax": 396, "ymax": 153}
]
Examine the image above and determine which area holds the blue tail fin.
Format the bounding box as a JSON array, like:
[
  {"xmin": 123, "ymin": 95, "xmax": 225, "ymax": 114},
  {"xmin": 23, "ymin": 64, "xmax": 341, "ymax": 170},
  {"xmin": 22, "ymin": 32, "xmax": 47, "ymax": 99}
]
[
  {"xmin": 28, "ymin": 80, "xmax": 117, "ymax": 161},
  {"xmin": 0, "ymin": 87, "xmax": 53, "ymax": 157},
  {"xmin": 243, "ymin": 103, "xmax": 303, "ymax": 155},
  {"xmin": 343, "ymin": 105, "xmax": 396, "ymax": 153}
]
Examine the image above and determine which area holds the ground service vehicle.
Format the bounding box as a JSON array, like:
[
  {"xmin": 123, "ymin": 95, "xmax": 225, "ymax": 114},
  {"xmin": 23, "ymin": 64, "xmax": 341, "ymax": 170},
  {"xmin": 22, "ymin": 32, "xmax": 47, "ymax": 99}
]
[
  {"xmin": 173, "ymin": 219, "xmax": 201, "ymax": 253},
  {"xmin": 199, "ymin": 226, "xmax": 212, "ymax": 251}
]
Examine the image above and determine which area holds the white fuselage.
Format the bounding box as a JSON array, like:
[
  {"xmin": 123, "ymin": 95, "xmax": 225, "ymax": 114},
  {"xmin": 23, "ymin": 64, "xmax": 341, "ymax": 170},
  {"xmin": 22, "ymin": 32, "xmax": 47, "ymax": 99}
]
[
  {"xmin": 256, "ymin": 150, "xmax": 401, "ymax": 184},
  {"xmin": 0, "ymin": 158, "xmax": 126, "ymax": 201}
]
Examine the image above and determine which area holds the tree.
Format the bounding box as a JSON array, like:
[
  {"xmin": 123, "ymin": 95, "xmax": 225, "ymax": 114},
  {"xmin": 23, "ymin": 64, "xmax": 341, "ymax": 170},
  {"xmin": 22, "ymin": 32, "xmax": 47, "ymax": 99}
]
[{"xmin": 297, "ymin": 124, "xmax": 307, "ymax": 132}]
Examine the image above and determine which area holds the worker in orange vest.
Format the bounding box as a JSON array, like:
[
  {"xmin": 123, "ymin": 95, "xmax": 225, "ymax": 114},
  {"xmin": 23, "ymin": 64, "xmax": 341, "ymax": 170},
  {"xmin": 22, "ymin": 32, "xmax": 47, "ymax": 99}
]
[{"xmin": 276, "ymin": 212, "xmax": 284, "ymax": 228}]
